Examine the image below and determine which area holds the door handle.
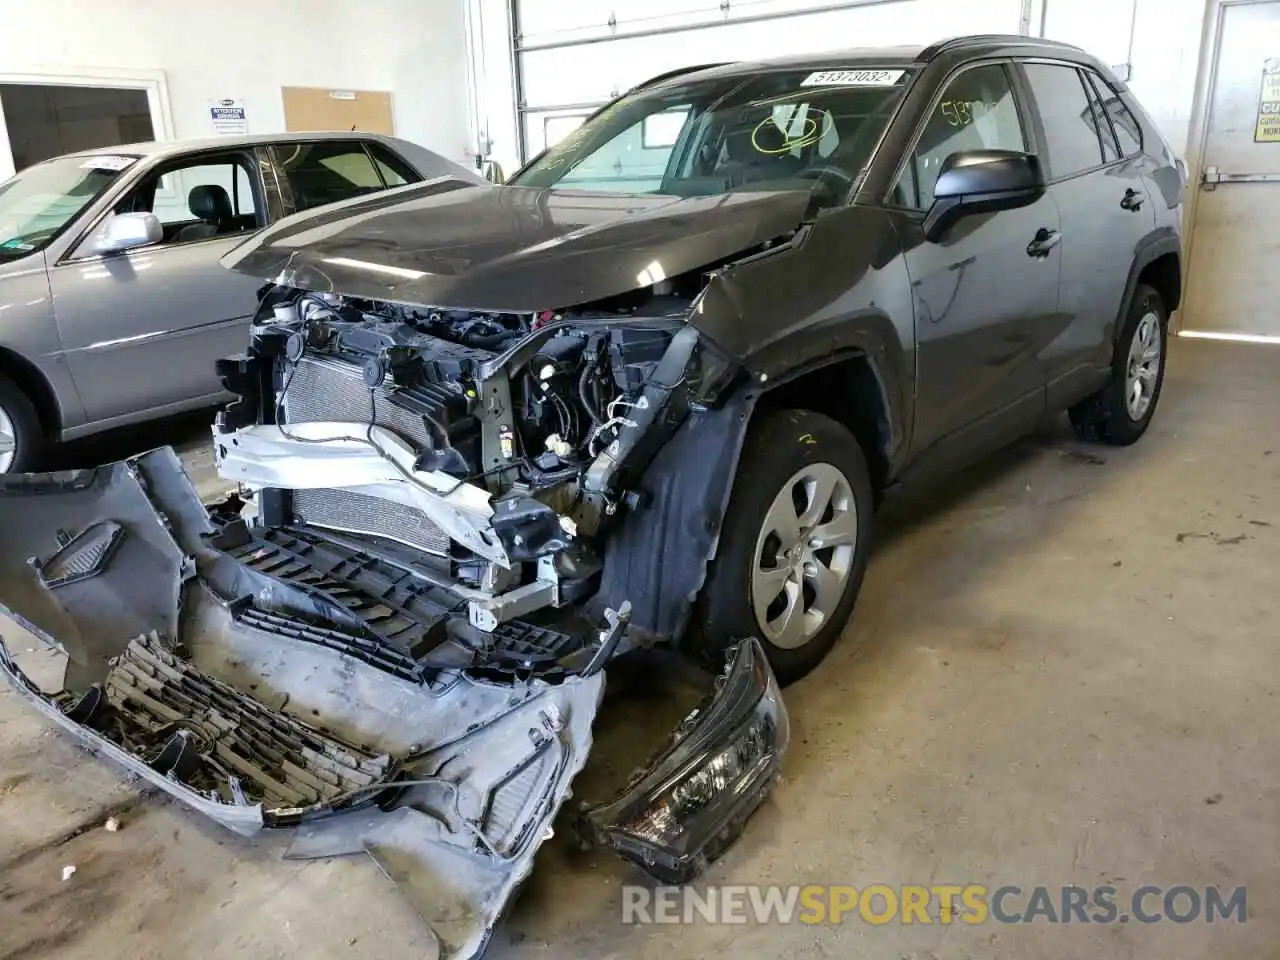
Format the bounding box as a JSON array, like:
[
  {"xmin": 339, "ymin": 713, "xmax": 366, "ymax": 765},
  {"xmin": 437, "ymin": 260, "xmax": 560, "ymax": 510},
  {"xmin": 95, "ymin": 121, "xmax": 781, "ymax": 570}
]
[
  {"xmin": 1026, "ymin": 228, "xmax": 1062, "ymax": 259},
  {"xmin": 1121, "ymin": 188, "xmax": 1146, "ymax": 211}
]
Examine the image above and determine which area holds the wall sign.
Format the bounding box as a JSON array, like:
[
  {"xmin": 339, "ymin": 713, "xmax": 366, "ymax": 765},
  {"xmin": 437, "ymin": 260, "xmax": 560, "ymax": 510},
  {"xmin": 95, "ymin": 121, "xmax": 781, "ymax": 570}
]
[
  {"xmin": 1255, "ymin": 60, "xmax": 1280, "ymax": 142},
  {"xmin": 209, "ymin": 98, "xmax": 248, "ymax": 135}
]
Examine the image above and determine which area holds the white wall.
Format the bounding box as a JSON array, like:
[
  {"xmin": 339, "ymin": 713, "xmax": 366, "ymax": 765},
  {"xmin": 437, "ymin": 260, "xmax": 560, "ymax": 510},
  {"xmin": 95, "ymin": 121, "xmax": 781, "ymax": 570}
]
[
  {"xmin": 0, "ymin": 0, "xmax": 472, "ymax": 161},
  {"xmin": 1040, "ymin": 0, "xmax": 1213, "ymax": 158},
  {"xmin": 472, "ymin": 0, "xmax": 1215, "ymax": 172}
]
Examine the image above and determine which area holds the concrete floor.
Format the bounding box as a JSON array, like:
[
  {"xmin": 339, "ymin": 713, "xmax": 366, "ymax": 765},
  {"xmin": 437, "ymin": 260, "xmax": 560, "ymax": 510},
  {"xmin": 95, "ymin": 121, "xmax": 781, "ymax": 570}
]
[{"xmin": 1, "ymin": 340, "xmax": 1277, "ymax": 959}]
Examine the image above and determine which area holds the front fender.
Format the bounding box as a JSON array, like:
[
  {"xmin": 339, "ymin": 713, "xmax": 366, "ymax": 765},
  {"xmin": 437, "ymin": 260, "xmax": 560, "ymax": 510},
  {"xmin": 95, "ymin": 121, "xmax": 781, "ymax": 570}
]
[{"xmin": 690, "ymin": 206, "xmax": 915, "ymax": 468}]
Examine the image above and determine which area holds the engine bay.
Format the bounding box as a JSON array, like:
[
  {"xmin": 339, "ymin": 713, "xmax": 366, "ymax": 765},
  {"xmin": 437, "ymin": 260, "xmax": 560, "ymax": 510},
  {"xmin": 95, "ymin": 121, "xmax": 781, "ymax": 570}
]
[
  {"xmin": 271, "ymin": 294, "xmax": 684, "ymax": 486},
  {"xmin": 212, "ymin": 286, "xmax": 712, "ymax": 646}
]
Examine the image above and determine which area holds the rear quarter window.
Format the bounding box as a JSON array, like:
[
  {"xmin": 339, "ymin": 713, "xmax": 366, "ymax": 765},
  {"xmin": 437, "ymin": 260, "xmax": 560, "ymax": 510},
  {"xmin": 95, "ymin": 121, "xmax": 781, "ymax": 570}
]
[
  {"xmin": 1092, "ymin": 75, "xmax": 1144, "ymax": 157},
  {"xmin": 272, "ymin": 141, "xmax": 385, "ymax": 213}
]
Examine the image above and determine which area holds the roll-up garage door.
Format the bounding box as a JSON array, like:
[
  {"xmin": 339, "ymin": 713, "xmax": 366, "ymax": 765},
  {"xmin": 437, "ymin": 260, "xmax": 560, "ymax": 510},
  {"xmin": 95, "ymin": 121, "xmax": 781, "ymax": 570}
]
[{"xmin": 512, "ymin": 0, "xmax": 1031, "ymax": 160}]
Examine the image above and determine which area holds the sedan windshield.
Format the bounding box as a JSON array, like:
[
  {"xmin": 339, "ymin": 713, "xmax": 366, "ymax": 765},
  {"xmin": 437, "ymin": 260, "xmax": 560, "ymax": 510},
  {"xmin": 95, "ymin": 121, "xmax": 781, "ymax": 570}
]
[
  {"xmin": 512, "ymin": 66, "xmax": 914, "ymax": 207},
  {"xmin": 0, "ymin": 154, "xmax": 137, "ymax": 259}
]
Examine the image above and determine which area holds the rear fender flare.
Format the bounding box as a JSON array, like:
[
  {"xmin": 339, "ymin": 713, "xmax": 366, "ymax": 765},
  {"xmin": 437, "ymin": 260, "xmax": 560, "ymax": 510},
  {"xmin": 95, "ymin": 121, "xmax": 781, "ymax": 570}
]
[{"xmin": 1116, "ymin": 228, "xmax": 1181, "ymax": 344}]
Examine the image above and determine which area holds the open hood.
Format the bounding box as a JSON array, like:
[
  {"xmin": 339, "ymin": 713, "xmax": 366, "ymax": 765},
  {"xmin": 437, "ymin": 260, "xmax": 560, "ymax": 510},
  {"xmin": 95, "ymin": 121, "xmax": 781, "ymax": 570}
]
[{"xmin": 221, "ymin": 180, "xmax": 811, "ymax": 312}]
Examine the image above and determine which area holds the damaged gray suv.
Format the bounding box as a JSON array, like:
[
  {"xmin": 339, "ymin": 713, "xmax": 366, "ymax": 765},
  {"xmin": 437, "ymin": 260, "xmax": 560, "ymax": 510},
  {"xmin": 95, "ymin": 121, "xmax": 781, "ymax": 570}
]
[{"xmin": 0, "ymin": 36, "xmax": 1184, "ymax": 959}]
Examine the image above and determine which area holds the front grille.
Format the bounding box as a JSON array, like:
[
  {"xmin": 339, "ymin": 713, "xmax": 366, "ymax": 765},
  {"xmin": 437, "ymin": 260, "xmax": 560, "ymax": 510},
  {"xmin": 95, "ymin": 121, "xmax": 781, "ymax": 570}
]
[
  {"xmin": 293, "ymin": 487, "xmax": 451, "ymax": 556},
  {"xmin": 102, "ymin": 633, "xmax": 392, "ymax": 809},
  {"xmin": 281, "ymin": 355, "xmax": 434, "ymax": 450}
]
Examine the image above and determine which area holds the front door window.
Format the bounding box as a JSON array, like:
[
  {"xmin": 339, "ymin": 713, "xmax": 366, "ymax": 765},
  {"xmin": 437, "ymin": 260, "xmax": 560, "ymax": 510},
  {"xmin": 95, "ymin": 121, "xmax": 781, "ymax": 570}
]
[
  {"xmin": 896, "ymin": 64, "xmax": 1027, "ymax": 208},
  {"xmin": 76, "ymin": 153, "xmax": 263, "ymax": 255}
]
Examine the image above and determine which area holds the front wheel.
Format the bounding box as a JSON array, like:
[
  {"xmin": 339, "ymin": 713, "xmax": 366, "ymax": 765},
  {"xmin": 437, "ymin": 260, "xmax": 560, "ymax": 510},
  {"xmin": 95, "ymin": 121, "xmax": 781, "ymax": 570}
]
[
  {"xmin": 691, "ymin": 409, "xmax": 874, "ymax": 685},
  {"xmin": 1069, "ymin": 283, "xmax": 1168, "ymax": 445},
  {"xmin": 0, "ymin": 374, "xmax": 40, "ymax": 474}
]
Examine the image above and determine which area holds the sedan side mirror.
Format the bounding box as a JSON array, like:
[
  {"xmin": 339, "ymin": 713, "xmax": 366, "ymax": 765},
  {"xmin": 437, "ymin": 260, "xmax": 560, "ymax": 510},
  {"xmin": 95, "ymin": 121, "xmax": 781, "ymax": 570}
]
[
  {"xmin": 95, "ymin": 212, "xmax": 162, "ymax": 254},
  {"xmin": 924, "ymin": 150, "xmax": 1045, "ymax": 242}
]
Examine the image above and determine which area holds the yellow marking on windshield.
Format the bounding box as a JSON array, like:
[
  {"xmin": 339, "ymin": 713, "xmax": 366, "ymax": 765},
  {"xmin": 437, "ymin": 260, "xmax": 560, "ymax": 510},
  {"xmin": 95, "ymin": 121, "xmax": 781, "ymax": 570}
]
[{"xmin": 751, "ymin": 109, "xmax": 834, "ymax": 155}]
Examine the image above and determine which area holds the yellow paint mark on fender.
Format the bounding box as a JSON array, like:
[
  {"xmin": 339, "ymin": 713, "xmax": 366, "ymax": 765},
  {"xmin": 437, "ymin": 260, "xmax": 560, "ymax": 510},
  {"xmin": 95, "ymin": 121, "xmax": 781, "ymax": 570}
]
[{"xmin": 798, "ymin": 433, "xmax": 817, "ymax": 445}]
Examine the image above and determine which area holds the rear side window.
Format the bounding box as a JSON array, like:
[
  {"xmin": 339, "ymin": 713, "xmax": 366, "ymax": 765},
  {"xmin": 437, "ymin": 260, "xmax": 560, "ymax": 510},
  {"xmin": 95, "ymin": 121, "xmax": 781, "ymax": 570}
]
[
  {"xmin": 271, "ymin": 141, "xmax": 384, "ymax": 213},
  {"xmin": 897, "ymin": 63, "xmax": 1026, "ymax": 208},
  {"xmin": 1081, "ymin": 72, "xmax": 1122, "ymax": 163},
  {"xmin": 1090, "ymin": 74, "xmax": 1144, "ymax": 157},
  {"xmin": 367, "ymin": 142, "xmax": 422, "ymax": 187},
  {"xmin": 1022, "ymin": 63, "xmax": 1106, "ymax": 179}
]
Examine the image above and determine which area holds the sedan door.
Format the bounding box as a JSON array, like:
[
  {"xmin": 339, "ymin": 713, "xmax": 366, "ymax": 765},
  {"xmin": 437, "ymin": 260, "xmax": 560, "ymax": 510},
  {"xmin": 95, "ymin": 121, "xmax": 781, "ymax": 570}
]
[
  {"xmin": 1014, "ymin": 61, "xmax": 1157, "ymax": 408},
  {"xmin": 47, "ymin": 149, "xmax": 268, "ymax": 425},
  {"xmin": 892, "ymin": 62, "xmax": 1059, "ymax": 465}
]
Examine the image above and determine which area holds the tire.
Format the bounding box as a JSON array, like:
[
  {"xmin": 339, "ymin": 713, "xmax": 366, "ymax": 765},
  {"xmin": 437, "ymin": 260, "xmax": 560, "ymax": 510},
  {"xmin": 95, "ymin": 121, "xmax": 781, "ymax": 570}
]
[
  {"xmin": 691, "ymin": 409, "xmax": 874, "ymax": 685},
  {"xmin": 0, "ymin": 373, "xmax": 40, "ymax": 474},
  {"xmin": 1068, "ymin": 283, "xmax": 1168, "ymax": 445}
]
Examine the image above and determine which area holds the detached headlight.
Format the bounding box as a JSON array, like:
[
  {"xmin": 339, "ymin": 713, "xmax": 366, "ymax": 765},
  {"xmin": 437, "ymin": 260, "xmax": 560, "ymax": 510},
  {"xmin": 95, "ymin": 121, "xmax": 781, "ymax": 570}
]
[{"xmin": 581, "ymin": 638, "xmax": 789, "ymax": 882}]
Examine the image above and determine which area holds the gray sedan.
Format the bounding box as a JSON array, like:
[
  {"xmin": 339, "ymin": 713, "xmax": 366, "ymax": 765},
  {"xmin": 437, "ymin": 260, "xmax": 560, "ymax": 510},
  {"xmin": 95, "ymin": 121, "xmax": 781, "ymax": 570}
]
[{"xmin": 0, "ymin": 132, "xmax": 479, "ymax": 472}]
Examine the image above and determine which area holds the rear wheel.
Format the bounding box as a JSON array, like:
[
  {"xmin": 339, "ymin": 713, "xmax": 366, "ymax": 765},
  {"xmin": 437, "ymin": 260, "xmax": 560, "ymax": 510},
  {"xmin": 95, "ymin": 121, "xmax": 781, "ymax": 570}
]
[
  {"xmin": 1068, "ymin": 283, "xmax": 1168, "ymax": 445},
  {"xmin": 691, "ymin": 409, "xmax": 874, "ymax": 685},
  {"xmin": 0, "ymin": 373, "xmax": 40, "ymax": 474}
]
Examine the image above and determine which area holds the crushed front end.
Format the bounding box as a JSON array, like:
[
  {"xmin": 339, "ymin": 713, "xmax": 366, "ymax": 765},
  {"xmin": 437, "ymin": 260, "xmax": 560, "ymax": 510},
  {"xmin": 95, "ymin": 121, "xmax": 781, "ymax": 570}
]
[
  {"xmin": 0, "ymin": 283, "xmax": 789, "ymax": 958},
  {"xmin": 212, "ymin": 286, "xmax": 734, "ymax": 646}
]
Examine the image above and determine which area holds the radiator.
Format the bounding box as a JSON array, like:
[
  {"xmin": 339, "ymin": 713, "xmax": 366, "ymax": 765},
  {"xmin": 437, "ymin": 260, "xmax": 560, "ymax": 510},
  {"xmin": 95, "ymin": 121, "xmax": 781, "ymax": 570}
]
[
  {"xmin": 292, "ymin": 487, "xmax": 452, "ymax": 556},
  {"xmin": 281, "ymin": 355, "xmax": 434, "ymax": 451}
]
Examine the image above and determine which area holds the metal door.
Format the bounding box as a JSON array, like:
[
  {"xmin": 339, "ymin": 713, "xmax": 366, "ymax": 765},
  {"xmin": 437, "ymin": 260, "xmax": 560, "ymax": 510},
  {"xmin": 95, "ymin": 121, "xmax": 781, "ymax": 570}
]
[
  {"xmin": 904, "ymin": 198, "xmax": 1061, "ymax": 456},
  {"xmin": 1184, "ymin": 0, "xmax": 1280, "ymax": 339},
  {"xmin": 48, "ymin": 237, "xmax": 260, "ymax": 425},
  {"xmin": 47, "ymin": 150, "xmax": 270, "ymax": 427}
]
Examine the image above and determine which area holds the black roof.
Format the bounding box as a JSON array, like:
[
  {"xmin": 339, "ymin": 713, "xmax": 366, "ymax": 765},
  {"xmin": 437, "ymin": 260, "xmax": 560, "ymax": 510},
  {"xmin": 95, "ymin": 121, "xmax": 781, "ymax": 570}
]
[
  {"xmin": 917, "ymin": 33, "xmax": 1087, "ymax": 60},
  {"xmin": 635, "ymin": 35, "xmax": 1092, "ymax": 92}
]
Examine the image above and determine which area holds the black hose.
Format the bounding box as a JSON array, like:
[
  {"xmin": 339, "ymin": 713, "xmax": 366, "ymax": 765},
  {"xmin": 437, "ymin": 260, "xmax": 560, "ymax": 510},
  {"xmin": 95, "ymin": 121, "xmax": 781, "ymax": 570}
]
[
  {"xmin": 578, "ymin": 356, "xmax": 602, "ymax": 428},
  {"xmin": 462, "ymin": 329, "xmax": 523, "ymax": 351}
]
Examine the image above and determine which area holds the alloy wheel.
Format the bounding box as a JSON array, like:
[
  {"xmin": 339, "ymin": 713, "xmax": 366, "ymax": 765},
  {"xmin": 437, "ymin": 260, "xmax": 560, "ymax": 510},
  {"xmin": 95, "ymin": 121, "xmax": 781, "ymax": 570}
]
[
  {"xmin": 1125, "ymin": 311, "xmax": 1163, "ymax": 421},
  {"xmin": 0, "ymin": 403, "xmax": 16, "ymax": 473},
  {"xmin": 751, "ymin": 462, "xmax": 858, "ymax": 650}
]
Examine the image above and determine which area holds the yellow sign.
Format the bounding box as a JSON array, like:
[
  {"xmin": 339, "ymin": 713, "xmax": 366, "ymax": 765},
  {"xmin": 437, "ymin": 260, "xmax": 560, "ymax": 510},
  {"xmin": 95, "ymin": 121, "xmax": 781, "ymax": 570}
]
[{"xmin": 1255, "ymin": 58, "xmax": 1280, "ymax": 141}]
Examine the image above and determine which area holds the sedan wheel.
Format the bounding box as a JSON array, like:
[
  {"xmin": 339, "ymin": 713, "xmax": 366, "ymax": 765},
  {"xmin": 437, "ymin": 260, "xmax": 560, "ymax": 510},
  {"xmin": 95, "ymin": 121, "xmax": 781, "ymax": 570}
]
[
  {"xmin": 751, "ymin": 463, "xmax": 858, "ymax": 650},
  {"xmin": 0, "ymin": 374, "xmax": 41, "ymax": 474},
  {"xmin": 0, "ymin": 404, "xmax": 16, "ymax": 473}
]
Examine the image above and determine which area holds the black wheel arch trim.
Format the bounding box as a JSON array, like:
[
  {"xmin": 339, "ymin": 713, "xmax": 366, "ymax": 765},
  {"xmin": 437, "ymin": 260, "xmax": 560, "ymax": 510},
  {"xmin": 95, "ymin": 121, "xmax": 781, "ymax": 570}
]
[
  {"xmin": 590, "ymin": 387, "xmax": 762, "ymax": 645},
  {"xmin": 754, "ymin": 338, "xmax": 910, "ymax": 479},
  {"xmin": 590, "ymin": 340, "xmax": 905, "ymax": 646},
  {"xmin": 1116, "ymin": 228, "xmax": 1181, "ymax": 345}
]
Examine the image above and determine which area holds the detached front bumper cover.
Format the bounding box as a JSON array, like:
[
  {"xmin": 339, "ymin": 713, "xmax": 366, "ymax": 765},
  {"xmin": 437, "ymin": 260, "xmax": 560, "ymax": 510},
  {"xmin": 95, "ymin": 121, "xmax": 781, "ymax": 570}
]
[
  {"xmin": 0, "ymin": 450, "xmax": 791, "ymax": 957},
  {"xmin": 580, "ymin": 637, "xmax": 789, "ymax": 883}
]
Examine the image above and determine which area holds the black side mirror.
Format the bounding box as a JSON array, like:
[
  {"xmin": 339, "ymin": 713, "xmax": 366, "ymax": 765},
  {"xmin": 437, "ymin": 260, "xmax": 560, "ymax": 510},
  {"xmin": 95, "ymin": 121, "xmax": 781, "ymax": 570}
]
[{"xmin": 923, "ymin": 149, "xmax": 1046, "ymax": 242}]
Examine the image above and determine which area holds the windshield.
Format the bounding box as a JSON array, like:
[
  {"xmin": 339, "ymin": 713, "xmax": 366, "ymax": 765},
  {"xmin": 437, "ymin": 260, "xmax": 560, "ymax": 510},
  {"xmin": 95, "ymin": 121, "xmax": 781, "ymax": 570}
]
[
  {"xmin": 0, "ymin": 154, "xmax": 137, "ymax": 259},
  {"xmin": 512, "ymin": 67, "xmax": 914, "ymax": 206}
]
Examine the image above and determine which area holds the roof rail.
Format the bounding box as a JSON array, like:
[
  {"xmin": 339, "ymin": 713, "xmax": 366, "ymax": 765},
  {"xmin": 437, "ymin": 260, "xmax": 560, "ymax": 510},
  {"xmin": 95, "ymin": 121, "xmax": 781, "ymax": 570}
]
[
  {"xmin": 630, "ymin": 63, "xmax": 733, "ymax": 92},
  {"xmin": 919, "ymin": 34, "xmax": 1083, "ymax": 61}
]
